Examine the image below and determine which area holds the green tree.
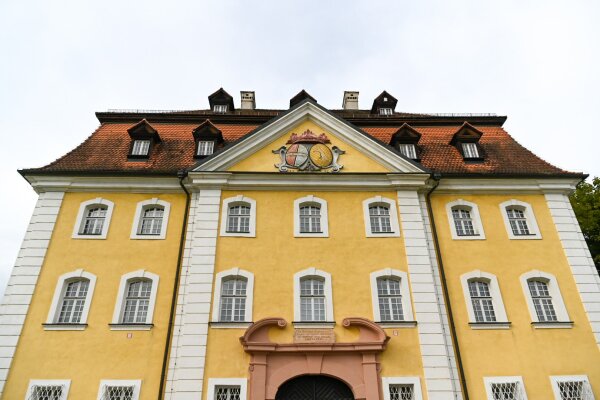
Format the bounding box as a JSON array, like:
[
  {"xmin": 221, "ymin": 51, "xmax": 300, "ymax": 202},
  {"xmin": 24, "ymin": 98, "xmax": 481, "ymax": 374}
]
[{"xmin": 570, "ymin": 177, "xmax": 600, "ymax": 274}]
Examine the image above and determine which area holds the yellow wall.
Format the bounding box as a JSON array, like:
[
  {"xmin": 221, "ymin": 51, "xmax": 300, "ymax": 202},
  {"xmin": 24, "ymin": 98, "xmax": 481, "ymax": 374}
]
[
  {"xmin": 227, "ymin": 120, "xmax": 391, "ymax": 173},
  {"xmin": 2, "ymin": 192, "xmax": 186, "ymax": 400},
  {"xmin": 430, "ymin": 193, "xmax": 600, "ymax": 399},
  {"xmin": 203, "ymin": 190, "xmax": 425, "ymax": 399}
]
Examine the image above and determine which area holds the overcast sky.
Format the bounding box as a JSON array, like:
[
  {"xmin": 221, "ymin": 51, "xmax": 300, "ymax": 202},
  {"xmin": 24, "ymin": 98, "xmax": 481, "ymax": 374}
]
[{"xmin": 1, "ymin": 0, "xmax": 599, "ymax": 298}]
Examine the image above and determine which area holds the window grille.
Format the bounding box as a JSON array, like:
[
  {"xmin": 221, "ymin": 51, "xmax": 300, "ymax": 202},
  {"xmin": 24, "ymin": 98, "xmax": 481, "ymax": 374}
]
[
  {"xmin": 557, "ymin": 380, "xmax": 594, "ymax": 400},
  {"xmin": 28, "ymin": 385, "xmax": 64, "ymax": 400},
  {"xmin": 227, "ymin": 204, "xmax": 251, "ymax": 233},
  {"xmin": 300, "ymin": 278, "xmax": 326, "ymax": 321},
  {"xmin": 389, "ymin": 384, "xmax": 414, "ymax": 400},
  {"xmin": 506, "ymin": 208, "xmax": 531, "ymax": 236},
  {"xmin": 379, "ymin": 108, "xmax": 393, "ymax": 116},
  {"xmin": 369, "ymin": 205, "xmax": 392, "ymax": 233},
  {"xmin": 139, "ymin": 207, "xmax": 164, "ymax": 235},
  {"xmin": 398, "ymin": 144, "xmax": 417, "ymax": 159},
  {"xmin": 299, "ymin": 205, "xmax": 322, "ymax": 233},
  {"xmin": 452, "ymin": 208, "xmax": 476, "ymax": 236},
  {"xmin": 219, "ymin": 278, "xmax": 247, "ymax": 322},
  {"xmin": 215, "ymin": 386, "xmax": 241, "ymax": 400},
  {"xmin": 122, "ymin": 279, "xmax": 152, "ymax": 323},
  {"xmin": 468, "ymin": 280, "xmax": 496, "ymax": 322},
  {"xmin": 58, "ymin": 279, "xmax": 89, "ymax": 323},
  {"xmin": 99, "ymin": 385, "xmax": 135, "ymax": 400},
  {"xmin": 197, "ymin": 140, "xmax": 215, "ymax": 156},
  {"xmin": 490, "ymin": 382, "xmax": 524, "ymax": 400},
  {"xmin": 528, "ymin": 280, "xmax": 557, "ymax": 321},
  {"xmin": 81, "ymin": 206, "xmax": 107, "ymax": 235},
  {"xmin": 131, "ymin": 140, "xmax": 150, "ymax": 156},
  {"xmin": 213, "ymin": 104, "xmax": 228, "ymax": 113},
  {"xmin": 377, "ymin": 278, "xmax": 404, "ymax": 321},
  {"xmin": 462, "ymin": 142, "xmax": 480, "ymax": 158}
]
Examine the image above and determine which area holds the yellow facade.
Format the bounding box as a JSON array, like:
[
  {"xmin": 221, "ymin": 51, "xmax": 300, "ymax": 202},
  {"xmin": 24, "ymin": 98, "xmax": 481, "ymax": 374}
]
[{"xmin": 2, "ymin": 192, "xmax": 186, "ymax": 400}]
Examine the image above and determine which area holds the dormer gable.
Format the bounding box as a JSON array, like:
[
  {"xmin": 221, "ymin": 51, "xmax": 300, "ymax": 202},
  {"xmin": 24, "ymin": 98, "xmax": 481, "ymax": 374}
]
[
  {"xmin": 192, "ymin": 119, "xmax": 224, "ymax": 159},
  {"xmin": 371, "ymin": 91, "xmax": 397, "ymax": 115},
  {"xmin": 450, "ymin": 122, "xmax": 485, "ymax": 161},
  {"xmin": 127, "ymin": 119, "xmax": 160, "ymax": 159},
  {"xmin": 289, "ymin": 90, "xmax": 317, "ymax": 108},
  {"xmin": 208, "ymin": 88, "xmax": 235, "ymax": 113}
]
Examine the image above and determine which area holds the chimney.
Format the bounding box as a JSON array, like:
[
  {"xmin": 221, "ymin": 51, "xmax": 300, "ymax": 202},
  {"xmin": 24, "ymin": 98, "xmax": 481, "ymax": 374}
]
[
  {"xmin": 240, "ymin": 91, "xmax": 256, "ymax": 110},
  {"xmin": 342, "ymin": 91, "xmax": 359, "ymax": 110}
]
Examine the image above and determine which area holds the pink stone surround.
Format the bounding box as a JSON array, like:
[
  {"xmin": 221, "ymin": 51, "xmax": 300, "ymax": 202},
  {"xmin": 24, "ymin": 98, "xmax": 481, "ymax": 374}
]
[{"xmin": 240, "ymin": 318, "xmax": 390, "ymax": 400}]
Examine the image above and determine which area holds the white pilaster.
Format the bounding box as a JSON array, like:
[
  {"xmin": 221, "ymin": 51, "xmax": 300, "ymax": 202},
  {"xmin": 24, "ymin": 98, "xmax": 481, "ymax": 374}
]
[
  {"xmin": 165, "ymin": 189, "xmax": 221, "ymax": 400},
  {"xmin": 0, "ymin": 191, "xmax": 64, "ymax": 396},
  {"xmin": 545, "ymin": 193, "xmax": 600, "ymax": 348},
  {"xmin": 397, "ymin": 190, "xmax": 462, "ymax": 400}
]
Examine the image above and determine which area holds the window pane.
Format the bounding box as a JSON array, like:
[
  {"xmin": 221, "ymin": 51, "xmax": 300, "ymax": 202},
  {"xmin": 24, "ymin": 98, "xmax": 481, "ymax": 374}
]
[
  {"xmin": 215, "ymin": 386, "xmax": 241, "ymax": 400},
  {"xmin": 30, "ymin": 385, "xmax": 64, "ymax": 400},
  {"xmin": 140, "ymin": 207, "xmax": 164, "ymax": 235},
  {"xmin": 507, "ymin": 208, "xmax": 531, "ymax": 236},
  {"xmin": 528, "ymin": 280, "xmax": 557, "ymax": 322},
  {"xmin": 398, "ymin": 144, "xmax": 417, "ymax": 159},
  {"xmin": 58, "ymin": 279, "xmax": 89, "ymax": 323},
  {"xmin": 227, "ymin": 204, "xmax": 251, "ymax": 233},
  {"xmin": 82, "ymin": 206, "xmax": 107, "ymax": 235},
  {"xmin": 102, "ymin": 385, "xmax": 135, "ymax": 400},
  {"xmin": 369, "ymin": 205, "xmax": 392, "ymax": 233},
  {"xmin": 219, "ymin": 278, "xmax": 247, "ymax": 322},
  {"xmin": 377, "ymin": 278, "xmax": 404, "ymax": 321},
  {"xmin": 452, "ymin": 208, "xmax": 476, "ymax": 236},
  {"xmin": 122, "ymin": 279, "xmax": 152, "ymax": 324},
  {"xmin": 299, "ymin": 278, "xmax": 326, "ymax": 321},
  {"xmin": 197, "ymin": 141, "xmax": 215, "ymax": 156},
  {"xmin": 389, "ymin": 384, "xmax": 414, "ymax": 400},
  {"xmin": 299, "ymin": 205, "xmax": 321, "ymax": 233},
  {"xmin": 462, "ymin": 142, "xmax": 479, "ymax": 158},
  {"xmin": 131, "ymin": 140, "xmax": 150, "ymax": 156}
]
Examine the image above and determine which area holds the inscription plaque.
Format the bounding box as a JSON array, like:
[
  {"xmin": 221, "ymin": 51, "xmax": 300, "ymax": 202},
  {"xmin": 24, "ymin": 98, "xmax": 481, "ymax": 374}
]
[{"xmin": 293, "ymin": 328, "xmax": 335, "ymax": 344}]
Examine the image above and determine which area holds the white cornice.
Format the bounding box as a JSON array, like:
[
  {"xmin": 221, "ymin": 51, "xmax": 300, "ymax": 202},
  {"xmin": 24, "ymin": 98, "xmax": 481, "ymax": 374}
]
[
  {"xmin": 193, "ymin": 101, "xmax": 426, "ymax": 174},
  {"xmin": 435, "ymin": 178, "xmax": 581, "ymax": 194},
  {"xmin": 25, "ymin": 175, "xmax": 183, "ymax": 193}
]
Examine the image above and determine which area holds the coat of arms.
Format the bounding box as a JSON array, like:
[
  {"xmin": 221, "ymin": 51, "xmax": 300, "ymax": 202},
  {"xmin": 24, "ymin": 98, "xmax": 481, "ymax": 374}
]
[{"xmin": 273, "ymin": 130, "xmax": 345, "ymax": 172}]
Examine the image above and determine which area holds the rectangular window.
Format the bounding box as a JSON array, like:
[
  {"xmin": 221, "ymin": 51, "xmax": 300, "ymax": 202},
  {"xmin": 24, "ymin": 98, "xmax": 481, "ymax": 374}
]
[
  {"xmin": 139, "ymin": 207, "xmax": 164, "ymax": 235},
  {"xmin": 462, "ymin": 142, "xmax": 479, "ymax": 158},
  {"xmin": 389, "ymin": 384, "xmax": 415, "ymax": 400},
  {"xmin": 58, "ymin": 280, "xmax": 89, "ymax": 323},
  {"xmin": 213, "ymin": 104, "xmax": 228, "ymax": 113},
  {"xmin": 397, "ymin": 144, "xmax": 417, "ymax": 159},
  {"xmin": 379, "ymin": 108, "xmax": 393, "ymax": 116},
  {"xmin": 468, "ymin": 281, "xmax": 496, "ymax": 322},
  {"xmin": 219, "ymin": 278, "xmax": 247, "ymax": 322},
  {"xmin": 131, "ymin": 140, "xmax": 151, "ymax": 156},
  {"xmin": 377, "ymin": 278, "xmax": 404, "ymax": 321},
  {"xmin": 300, "ymin": 278, "xmax": 326, "ymax": 321},
  {"xmin": 489, "ymin": 382, "xmax": 524, "ymax": 400},
  {"xmin": 452, "ymin": 208, "xmax": 476, "ymax": 236},
  {"xmin": 215, "ymin": 386, "xmax": 241, "ymax": 400},
  {"xmin": 227, "ymin": 205, "xmax": 251, "ymax": 233},
  {"xmin": 299, "ymin": 205, "xmax": 321, "ymax": 233},
  {"xmin": 197, "ymin": 141, "xmax": 215, "ymax": 156},
  {"xmin": 528, "ymin": 280, "xmax": 557, "ymax": 322},
  {"xmin": 507, "ymin": 209, "xmax": 531, "ymax": 236},
  {"xmin": 552, "ymin": 377, "xmax": 595, "ymax": 400},
  {"xmin": 100, "ymin": 385, "xmax": 135, "ymax": 400},
  {"xmin": 122, "ymin": 280, "xmax": 152, "ymax": 323},
  {"xmin": 369, "ymin": 205, "xmax": 392, "ymax": 233},
  {"xmin": 28, "ymin": 385, "xmax": 65, "ymax": 400}
]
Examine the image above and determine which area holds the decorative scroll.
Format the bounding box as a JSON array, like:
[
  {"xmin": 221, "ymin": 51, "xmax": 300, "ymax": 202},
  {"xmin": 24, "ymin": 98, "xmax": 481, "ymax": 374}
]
[{"xmin": 273, "ymin": 130, "xmax": 345, "ymax": 172}]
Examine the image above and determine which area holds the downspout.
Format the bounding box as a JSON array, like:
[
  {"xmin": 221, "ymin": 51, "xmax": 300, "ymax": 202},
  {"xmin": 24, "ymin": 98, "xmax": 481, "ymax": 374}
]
[
  {"xmin": 158, "ymin": 171, "xmax": 191, "ymax": 400},
  {"xmin": 425, "ymin": 173, "xmax": 470, "ymax": 400}
]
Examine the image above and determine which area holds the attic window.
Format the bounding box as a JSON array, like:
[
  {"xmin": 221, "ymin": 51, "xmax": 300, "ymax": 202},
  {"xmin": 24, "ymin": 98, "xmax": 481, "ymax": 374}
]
[
  {"xmin": 127, "ymin": 120, "xmax": 160, "ymax": 160},
  {"xmin": 197, "ymin": 141, "xmax": 215, "ymax": 156},
  {"xmin": 462, "ymin": 143, "xmax": 480, "ymax": 159},
  {"xmin": 398, "ymin": 144, "xmax": 417, "ymax": 159},
  {"xmin": 379, "ymin": 108, "xmax": 393, "ymax": 116},
  {"xmin": 131, "ymin": 140, "xmax": 151, "ymax": 156},
  {"xmin": 213, "ymin": 104, "xmax": 228, "ymax": 113}
]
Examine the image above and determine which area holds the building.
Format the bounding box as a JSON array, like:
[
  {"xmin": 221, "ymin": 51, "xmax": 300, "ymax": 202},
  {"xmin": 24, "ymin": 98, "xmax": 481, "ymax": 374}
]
[{"xmin": 1, "ymin": 88, "xmax": 599, "ymax": 400}]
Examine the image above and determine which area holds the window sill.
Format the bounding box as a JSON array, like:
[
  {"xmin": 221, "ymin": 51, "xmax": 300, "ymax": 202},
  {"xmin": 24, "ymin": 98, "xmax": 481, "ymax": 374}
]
[
  {"xmin": 469, "ymin": 322, "xmax": 511, "ymax": 330},
  {"xmin": 532, "ymin": 321, "xmax": 573, "ymax": 329},
  {"xmin": 210, "ymin": 321, "xmax": 253, "ymax": 329},
  {"xmin": 507, "ymin": 234, "xmax": 542, "ymax": 240},
  {"xmin": 109, "ymin": 323, "xmax": 154, "ymax": 331},
  {"xmin": 376, "ymin": 321, "xmax": 417, "ymax": 328},
  {"xmin": 130, "ymin": 234, "xmax": 166, "ymax": 240},
  {"xmin": 43, "ymin": 323, "xmax": 88, "ymax": 331},
  {"xmin": 292, "ymin": 321, "xmax": 335, "ymax": 329},
  {"xmin": 294, "ymin": 233, "xmax": 329, "ymax": 238},
  {"xmin": 221, "ymin": 232, "xmax": 255, "ymax": 238},
  {"xmin": 452, "ymin": 234, "xmax": 485, "ymax": 241},
  {"xmin": 72, "ymin": 234, "xmax": 107, "ymax": 240},
  {"xmin": 366, "ymin": 232, "xmax": 400, "ymax": 238}
]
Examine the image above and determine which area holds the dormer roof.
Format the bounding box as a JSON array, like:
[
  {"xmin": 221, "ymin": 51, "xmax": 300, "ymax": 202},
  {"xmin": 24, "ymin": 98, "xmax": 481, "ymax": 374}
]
[
  {"xmin": 127, "ymin": 119, "xmax": 161, "ymax": 142},
  {"xmin": 192, "ymin": 119, "xmax": 224, "ymax": 143},
  {"xmin": 289, "ymin": 90, "xmax": 317, "ymax": 108},
  {"xmin": 449, "ymin": 122, "xmax": 484, "ymax": 145},
  {"xmin": 208, "ymin": 88, "xmax": 235, "ymax": 111},
  {"xmin": 371, "ymin": 91, "xmax": 398, "ymax": 114},
  {"xmin": 389, "ymin": 123, "xmax": 421, "ymax": 146}
]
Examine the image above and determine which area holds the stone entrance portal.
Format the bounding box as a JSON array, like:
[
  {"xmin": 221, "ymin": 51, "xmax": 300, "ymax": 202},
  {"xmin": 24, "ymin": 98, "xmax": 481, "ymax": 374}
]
[
  {"xmin": 275, "ymin": 375, "xmax": 354, "ymax": 400},
  {"xmin": 240, "ymin": 318, "xmax": 390, "ymax": 400}
]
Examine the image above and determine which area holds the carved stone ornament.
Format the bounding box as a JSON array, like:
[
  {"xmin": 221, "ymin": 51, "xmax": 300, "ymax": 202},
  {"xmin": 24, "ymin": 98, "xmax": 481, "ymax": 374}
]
[{"xmin": 273, "ymin": 130, "xmax": 345, "ymax": 172}]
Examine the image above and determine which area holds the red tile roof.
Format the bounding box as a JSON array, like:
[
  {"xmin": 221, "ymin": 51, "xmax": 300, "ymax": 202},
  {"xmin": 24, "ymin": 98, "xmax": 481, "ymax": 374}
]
[{"xmin": 21, "ymin": 119, "xmax": 578, "ymax": 177}]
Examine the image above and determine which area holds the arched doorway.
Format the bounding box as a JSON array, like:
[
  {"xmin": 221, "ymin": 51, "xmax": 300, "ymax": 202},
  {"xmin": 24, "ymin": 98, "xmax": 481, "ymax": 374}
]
[{"xmin": 275, "ymin": 375, "xmax": 354, "ymax": 400}]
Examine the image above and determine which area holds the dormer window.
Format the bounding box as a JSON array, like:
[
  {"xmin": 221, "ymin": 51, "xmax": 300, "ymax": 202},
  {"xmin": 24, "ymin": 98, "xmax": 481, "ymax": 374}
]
[
  {"xmin": 379, "ymin": 108, "xmax": 393, "ymax": 116},
  {"xmin": 398, "ymin": 143, "xmax": 417, "ymax": 159},
  {"xmin": 127, "ymin": 119, "xmax": 160, "ymax": 160},
  {"xmin": 208, "ymin": 88, "xmax": 235, "ymax": 114},
  {"xmin": 131, "ymin": 140, "xmax": 151, "ymax": 156},
  {"xmin": 213, "ymin": 104, "xmax": 228, "ymax": 114},
  {"xmin": 390, "ymin": 123, "xmax": 421, "ymax": 161},
  {"xmin": 371, "ymin": 91, "xmax": 398, "ymax": 115},
  {"xmin": 197, "ymin": 141, "xmax": 215, "ymax": 156},
  {"xmin": 450, "ymin": 122, "xmax": 484, "ymax": 161},
  {"xmin": 461, "ymin": 142, "xmax": 479, "ymax": 159}
]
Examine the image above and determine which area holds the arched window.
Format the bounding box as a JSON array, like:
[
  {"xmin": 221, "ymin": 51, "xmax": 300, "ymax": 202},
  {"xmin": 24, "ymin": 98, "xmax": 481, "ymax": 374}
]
[
  {"xmin": 294, "ymin": 196, "xmax": 329, "ymax": 237},
  {"xmin": 131, "ymin": 198, "xmax": 171, "ymax": 239},
  {"xmin": 370, "ymin": 269, "xmax": 414, "ymax": 325},
  {"xmin": 527, "ymin": 280, "xmax": 557, "ymax": 322},
  {"xmin": 520, "ymin": 270, "xmax": 571, "ymax": 327},
  {"xmin": 46, "ymin": 269, "xmax": 97, "ymax": 329},
  {"xmin": 446, "ymin": 199, "xmax": 485, "ymax": 240},
  {"xmin": 468, "ymin": 281, "xmax": 496, "ymax": 322},
  {"xmin": 111, "ymin": 270, "xmax": 159, "ymax": 329},
  {"xmin": 220, "ymin": 196, "xmax": 256, "ymax": 237},
  {"xmin": 73, "ymin": 198, "xmax": 115, "ymax": 239},
  {"xmin": 460, "ymin": 270, "xmax": 508, "ymax": 328},
  {"xmin": 500, "ymin": 200, "xmax": 541, "ymax": 239},
  {"xmin": 376, "ymin": 277, "xmax": 403, "ymax": 321},
  {"xmin": 293, "ymin": 268, "xmax": 333, "ymax": 326},
  {"xmin": 363, "ymin": 196, "xmax": 400, "ymax": 237},
  {"xmin": 212, "ymin": 268, "xmax": 254, "ymax": 325}
]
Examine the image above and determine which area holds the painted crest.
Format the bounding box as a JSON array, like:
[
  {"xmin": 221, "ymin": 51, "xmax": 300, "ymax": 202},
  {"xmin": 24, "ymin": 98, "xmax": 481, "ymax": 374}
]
[{"xmin": 273, "ymin": 130, "xmax": 345, "ymax": 172}]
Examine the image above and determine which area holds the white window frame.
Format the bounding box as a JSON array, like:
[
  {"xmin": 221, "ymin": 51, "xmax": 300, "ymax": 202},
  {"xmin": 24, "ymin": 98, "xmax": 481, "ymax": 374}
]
[
  {"xmin": 220, "ymin": 195, "xmax": 256, "ymax": 238},
  {"xmin": 499, "ymin": 200, "xmax": 542, "ymax": 240},
  {"xmin": 550, "ymin": 375, "xmax": 595, "ymax": 400},
  {"xmin": 96, "ymin": 379, "xmax": 141, "ymax": 400},
  {"xmin": 131, "ymin": 139, "xmax": 151, "ymax": 156},
  {"xmin": 460, "ymin": 270, "xmax": 509, "ymax": 329},
  {"xmin": 26, "ymin": 379, "xmax": 71, "ymax": 400},
  {"xmin": 211, "ymin": 268, "xmax": 254, "ymax": 327},
  {"xmin": 197, "ymin": 140, "xmax": 216, "ymax": 156},
  {"xmin": 462, "ymin": 142, "xmax": 480, "ymax": 159},
  {"xmin": 446, "ymin": 199, "xmax": 486, "ymax": 240},
  {"xmin": 72, "ymin": 198, "xmax": 115, "ymax": 239},
  {"xmin": 293, "ymin": 267, "xmax": 334, "ymax": 327},
  {"xmin": 45, "ymin": 269, "xmax": 97, "ymax": 330},
  {"xmin": 520, "ymin": 270, "xmax": 571, "ymax": 328},
  {"xmin": 382, "ymin": 377, "xmax": 423, "ymax": 400},
  {"xmin": 397, "ymin": 143, "xmax": 418, "ymax": 160},
  {"xmin": 484, "ymin": 376, "xmax": 528, "ymax": 400},
  {"xmin": 294, "ymin": 195, "xmax": 329, "ymax": 238},
  {"xmin": 130, "ymin": 198, "xmax": 171, "ymax": 240},
  {"xmin": 213, "ymin": 104, "xmax": 228, "ymax": 113},
  {"xmin": 370, "ymin": 269, "xmax": 415, "ymax": 327},
  {"xmin": 379, "ymin": 107, "xmax": 393, "ymax": 116},
  {"xmin": 207, "ymin": 378, "xmax": 247, "ymax": 400},
  {"xmin": 363, "ymin": 196, "xmax": 401, "ymax": 238},
  {"xmin": 111, "ymin": 270, "xmax": 159, "ymax": 329}
]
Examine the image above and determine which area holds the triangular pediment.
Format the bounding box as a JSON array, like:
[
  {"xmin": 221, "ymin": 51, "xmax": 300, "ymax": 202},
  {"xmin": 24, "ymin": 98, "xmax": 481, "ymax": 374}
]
[{"xmin": 192, "ymin": 100, "xmax": 427, "ymax": 174}]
